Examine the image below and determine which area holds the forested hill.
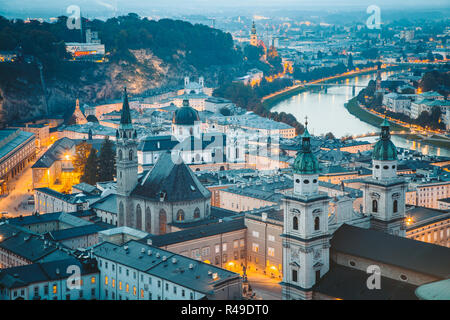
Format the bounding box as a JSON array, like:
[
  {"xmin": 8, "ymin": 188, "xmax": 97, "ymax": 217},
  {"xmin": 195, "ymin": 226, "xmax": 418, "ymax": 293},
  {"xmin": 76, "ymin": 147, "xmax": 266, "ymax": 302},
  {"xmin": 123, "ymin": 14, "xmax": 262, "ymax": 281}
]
[{"xmin": 0, "ymin": 14, "xmax": 243, "ymax": 123}]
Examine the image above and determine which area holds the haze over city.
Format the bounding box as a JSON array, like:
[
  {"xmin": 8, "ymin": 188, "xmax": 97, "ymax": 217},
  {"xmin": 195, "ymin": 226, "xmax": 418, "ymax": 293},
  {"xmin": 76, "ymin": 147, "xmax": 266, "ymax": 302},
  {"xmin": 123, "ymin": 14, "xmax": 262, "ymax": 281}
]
[{"xmin": 0, "ymin": 0, "xmax": 448, "ymax": 308}]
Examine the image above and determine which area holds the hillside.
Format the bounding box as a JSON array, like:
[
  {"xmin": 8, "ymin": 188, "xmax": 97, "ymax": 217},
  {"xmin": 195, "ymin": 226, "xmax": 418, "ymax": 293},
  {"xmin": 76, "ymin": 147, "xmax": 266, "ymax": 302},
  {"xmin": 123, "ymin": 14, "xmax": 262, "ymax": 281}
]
[{"xmin": 0, "ymin": 14, "xmax": 243, "ymax": 124}]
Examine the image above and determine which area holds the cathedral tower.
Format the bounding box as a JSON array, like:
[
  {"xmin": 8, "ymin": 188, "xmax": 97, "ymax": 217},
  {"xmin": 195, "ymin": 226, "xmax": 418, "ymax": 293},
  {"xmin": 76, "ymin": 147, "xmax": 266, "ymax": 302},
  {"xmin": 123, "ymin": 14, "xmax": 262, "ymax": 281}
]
[
  {"xmin": 116, "ymin": 87, "xmax": 138, "ymax": 228},
  {"xmin": 362, "ymin": 118, "xmax": 406, "ymax": 236},
  {"xmin": 281, "ymin": 121, "xmax": 330, "ymax": 300}
]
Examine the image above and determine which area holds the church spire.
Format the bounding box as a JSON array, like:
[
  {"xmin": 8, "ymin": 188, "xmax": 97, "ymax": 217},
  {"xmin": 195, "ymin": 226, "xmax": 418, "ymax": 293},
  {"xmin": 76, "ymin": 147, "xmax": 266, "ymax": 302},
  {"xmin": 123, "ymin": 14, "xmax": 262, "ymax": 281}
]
[{"xmin": 120, "ymin": 87, "xmax": 132, "ymax": 127}]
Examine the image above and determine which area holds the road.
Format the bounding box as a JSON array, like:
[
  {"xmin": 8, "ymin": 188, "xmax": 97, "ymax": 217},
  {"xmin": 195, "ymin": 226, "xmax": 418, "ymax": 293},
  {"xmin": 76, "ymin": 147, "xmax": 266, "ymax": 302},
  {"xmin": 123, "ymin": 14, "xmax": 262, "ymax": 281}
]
[
  {"xmin": 0, "ymin": 147, "xmax": 47, "ymax": 217},
  {"xmin": 246, "ymin": 272, "xmax": 283, "ymax": 300}
]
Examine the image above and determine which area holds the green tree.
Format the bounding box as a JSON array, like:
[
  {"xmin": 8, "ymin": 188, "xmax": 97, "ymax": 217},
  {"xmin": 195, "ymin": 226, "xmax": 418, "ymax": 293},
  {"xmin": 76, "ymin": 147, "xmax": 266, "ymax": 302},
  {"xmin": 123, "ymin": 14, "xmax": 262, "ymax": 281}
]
[
  {"xmin": 72, "ymin": 141, "xmax": 92, "ymax": 174},
  {"xmin": 97, "ymin": 137, "xmax": 116, "ymax": 182},
  {"xmin": 81, "ymin": 149, "xmax": 99, "ymax": 185}
]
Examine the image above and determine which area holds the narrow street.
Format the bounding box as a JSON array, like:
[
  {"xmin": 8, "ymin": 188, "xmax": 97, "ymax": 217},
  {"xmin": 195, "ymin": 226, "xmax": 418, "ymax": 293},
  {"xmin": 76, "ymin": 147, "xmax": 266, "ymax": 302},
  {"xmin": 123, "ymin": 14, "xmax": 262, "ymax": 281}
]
[{"xmin": 0, "ymin": 147, "xmax": 47, "ymax": 217}]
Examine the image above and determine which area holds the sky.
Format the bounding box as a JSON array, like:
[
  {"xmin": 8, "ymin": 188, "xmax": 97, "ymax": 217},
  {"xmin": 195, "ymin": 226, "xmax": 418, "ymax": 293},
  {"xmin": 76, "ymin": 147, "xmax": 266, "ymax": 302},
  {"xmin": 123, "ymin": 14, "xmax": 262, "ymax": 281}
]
[{"xmin": 0, "ymin": 0, "xmax": 449, "ymax": 19}]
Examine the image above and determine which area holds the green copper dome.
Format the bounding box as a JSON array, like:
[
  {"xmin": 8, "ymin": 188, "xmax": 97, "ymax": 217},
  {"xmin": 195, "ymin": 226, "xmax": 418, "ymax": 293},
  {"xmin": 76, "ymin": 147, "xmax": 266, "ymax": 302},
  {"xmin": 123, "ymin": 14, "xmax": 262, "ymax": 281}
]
[
  {"xmin": 173, "ymin": 100, "xmax": 200, "ymax": 125},
  {"xmin": 293, "ymin": 127, "xmax": 319, "ymax": 174},
  {"xmin": 372, "ymin": 118, "xmax": 398, "ymax": 161}
]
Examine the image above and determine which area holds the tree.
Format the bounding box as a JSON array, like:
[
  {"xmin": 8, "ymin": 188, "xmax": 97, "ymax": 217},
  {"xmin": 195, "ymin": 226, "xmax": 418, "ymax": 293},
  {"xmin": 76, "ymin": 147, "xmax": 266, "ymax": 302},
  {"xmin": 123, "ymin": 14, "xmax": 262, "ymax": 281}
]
[
  {"xmin": 72, "ymin": 141, "xmax": 92, "ymax": 174},
  {"xmin": 219, "ymin": 107, "xmax": 231, "ymax": 116},
  {"xmin": 97, "ymin": 137, "xmax": 116, "ymax": 182},
  {"xmin": 81, "ymin": 149, "xmax": 99, "ymax": 185}
]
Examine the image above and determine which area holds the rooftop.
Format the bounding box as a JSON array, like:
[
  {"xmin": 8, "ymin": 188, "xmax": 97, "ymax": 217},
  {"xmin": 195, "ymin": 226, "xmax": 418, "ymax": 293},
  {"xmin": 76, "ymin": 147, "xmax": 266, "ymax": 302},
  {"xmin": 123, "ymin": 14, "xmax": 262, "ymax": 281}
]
[
  {"xmin": 0, "ymin": 129, "xmax": 35, "ymax": 162},
  {"xmin": 331, "ymin": 224, "xmax": 450, "ymax": 279},
  {"xmin": 93, "ymin": 240, "xmax": 241, "ymax": 295}
]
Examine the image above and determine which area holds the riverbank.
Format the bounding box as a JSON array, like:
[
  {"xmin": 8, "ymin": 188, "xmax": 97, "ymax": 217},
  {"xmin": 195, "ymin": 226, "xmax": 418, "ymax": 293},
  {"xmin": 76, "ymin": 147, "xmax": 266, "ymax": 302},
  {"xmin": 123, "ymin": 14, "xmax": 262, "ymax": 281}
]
[
  {"xmin": 345, "ymin": 97, "xmax": 450, "ymax": 150},
  {"xmin": 344, "ymin": 97, "xmax": 407, "ymax": 131},
  {"xmin": 262, "ymin": 65, "xmax": 405, "ymax": 110}
]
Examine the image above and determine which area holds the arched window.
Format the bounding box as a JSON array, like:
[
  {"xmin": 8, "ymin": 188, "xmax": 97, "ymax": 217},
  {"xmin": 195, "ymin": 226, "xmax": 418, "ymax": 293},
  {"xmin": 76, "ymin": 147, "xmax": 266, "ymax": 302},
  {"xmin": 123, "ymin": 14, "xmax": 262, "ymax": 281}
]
[
  {"xmin": 118, "ymin": 149, "xmax": 123, "ymax": 161},
  {"xmin": 189, "ymin": 127, "xmax": 193, "ymax": 135},
  {"xmin": 145, "ymin": 207, "xmax": 151, "ymax": 233},
  {"xmin": 119, "ymin": 201, "xmax": 124, "ymax": 226},
  {"xmin": 372, "ymin": 199, "xmax": 378, "ymax": 213},
  {"xmin": 176, "ymin": 209, "xmax": 185, "ymax": 221},
  {"xmin": 206, "ymin": 204, "xmax": 210, "ymax": 216},
  {"xmin": 129, "ymin": 149, "xmax": 133, "ymax": 161},
  {"xmin": 136, "ymin": 204, "xmax": 142, "ymax": 230},
  {"xmin": 194, "ymin": 207, "xmax": 200, "ymax": 219},
  {"xmin": 314, "ymin": 217, "xmax": 320, "ymax": 231},
  {"xmin": 293, "ymin": 216, "xmax": 298, "ymax": 230},
  {"xmin": 159, "ymin": 209, "xmax": 167, "ymax": 234},
  {"xmin": 393, "ymin": 200, "xmax": 398, "ymax": 213},
  {"xmin": 127, "ymin": 206, "xmax": 135, "ymax": 228}
]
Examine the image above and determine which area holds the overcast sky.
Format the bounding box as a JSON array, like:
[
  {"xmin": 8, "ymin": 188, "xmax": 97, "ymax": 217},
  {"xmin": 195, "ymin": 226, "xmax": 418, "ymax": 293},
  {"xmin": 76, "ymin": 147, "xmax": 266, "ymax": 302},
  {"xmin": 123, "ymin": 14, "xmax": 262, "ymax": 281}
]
[{"xmin": 1, "ymin": 0, "xmax": 449, "ymax": 18}]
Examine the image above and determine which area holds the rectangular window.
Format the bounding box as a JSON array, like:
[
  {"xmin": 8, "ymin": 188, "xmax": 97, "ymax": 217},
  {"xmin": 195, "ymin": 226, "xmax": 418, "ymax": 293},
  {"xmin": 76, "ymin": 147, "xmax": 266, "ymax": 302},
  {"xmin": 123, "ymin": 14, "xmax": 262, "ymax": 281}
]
[
  {"xmin": 222, "ymin": 243, "xmax": 227, "ymax": 251},
  {"xmin": 53, "ymin": 284, "xmax": 57, "ymax": 294},
  {"xmin": 252, "ymin": 243, "xmax": 259, "ymax": 253},
  {"xmin": 252, "ymin": 231, "xmax": 259, "ymax": 238},
  {"xmin": 268, "ymin": 247, "xmax": 275, "ymax": 257},
  {"xmin": 215, "ymin": 244, "xmax": 220, "ymax": 254},
  {"xmin": 233, "ymin": 240, "xmax": 238, "ymax": 249},
  {"xmin": 268, "ymin": 235, "xmax": 275, "ymax": 242},
  {"xmin": 240, "ymin": 239, "xmax": 245, "ymax": 247}
]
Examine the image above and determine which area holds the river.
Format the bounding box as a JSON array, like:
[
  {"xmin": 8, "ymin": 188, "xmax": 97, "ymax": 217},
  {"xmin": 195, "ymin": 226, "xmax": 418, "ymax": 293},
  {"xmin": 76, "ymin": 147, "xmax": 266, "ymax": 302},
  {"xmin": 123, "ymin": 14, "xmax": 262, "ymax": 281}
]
[{"xmin": 271, "ymin": 71, "xmax": 450, "ymax": 157}]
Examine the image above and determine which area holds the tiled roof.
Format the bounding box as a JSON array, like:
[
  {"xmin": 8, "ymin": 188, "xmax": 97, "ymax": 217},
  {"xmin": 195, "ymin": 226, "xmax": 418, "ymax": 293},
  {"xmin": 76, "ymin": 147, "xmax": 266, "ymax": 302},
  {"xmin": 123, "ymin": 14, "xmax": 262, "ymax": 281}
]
[
  {"xmin": 93, "ymin": 240, "xmax": 240, "ymax": 295},
  {"xmin": 132, "ymin": 151, "xmax": 211, "ymax": 202}
]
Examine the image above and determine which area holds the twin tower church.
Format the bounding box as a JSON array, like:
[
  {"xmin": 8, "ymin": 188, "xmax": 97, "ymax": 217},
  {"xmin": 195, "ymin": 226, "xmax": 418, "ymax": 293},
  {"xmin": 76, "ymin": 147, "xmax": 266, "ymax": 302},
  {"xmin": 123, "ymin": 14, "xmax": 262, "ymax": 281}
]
[{"xmin": 114, "ymin": 88, "xmax": 407, "ymax": 299}]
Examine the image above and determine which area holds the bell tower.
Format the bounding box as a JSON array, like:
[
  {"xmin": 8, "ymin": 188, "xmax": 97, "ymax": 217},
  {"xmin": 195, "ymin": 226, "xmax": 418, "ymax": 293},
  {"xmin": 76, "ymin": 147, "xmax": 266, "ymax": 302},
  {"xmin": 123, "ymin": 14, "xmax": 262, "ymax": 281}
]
[
  {"xmin": 281, "ymin": 119, "xmax": 330, "ymax": 300},
  {"xmin": 362, "ymin": 118, "xmax": 406, "ymax": 236},
  {"xmin": 250, "ymin": 21, "xmax": 258, "ymax": 46},
  {"xmin": 116, "ymin": 87, "xmax": 138, "ymax": 228}
]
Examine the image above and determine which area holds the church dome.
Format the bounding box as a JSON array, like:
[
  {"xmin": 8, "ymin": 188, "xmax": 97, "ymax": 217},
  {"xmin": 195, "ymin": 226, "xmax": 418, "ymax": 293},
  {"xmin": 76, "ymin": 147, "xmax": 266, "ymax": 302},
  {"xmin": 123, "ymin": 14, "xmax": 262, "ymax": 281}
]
[
  {"xmin": 172, "ymin": 100, "xmax": 199, "ymax": 125},
  {"xmin": 293, "ymin": 128, "xmax": 319, "ymax": 175},
  {"xmin": 372, "ymin": 118, "xmax": 398, "ymax": 161},
  {"xmin": 372, "ymin": 139, "xmax": 398, "ymax": 161},
  {"xmin": 293, "ymin": 151, "xmax": 319, "ymax": 175}
]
